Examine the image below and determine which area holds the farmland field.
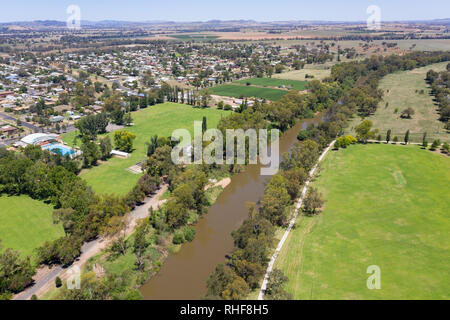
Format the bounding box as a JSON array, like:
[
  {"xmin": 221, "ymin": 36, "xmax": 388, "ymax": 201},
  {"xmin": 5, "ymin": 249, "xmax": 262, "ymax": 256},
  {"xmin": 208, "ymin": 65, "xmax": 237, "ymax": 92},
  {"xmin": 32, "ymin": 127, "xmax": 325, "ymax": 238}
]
[
  {"xmin": 347, "ymin": 61, "xmax": 450, "ymax": 143},
  {"xmin": 275, "ymin": 144, "xmax": 450, "ymax": 299},
  {"xmin": 0, "ymin": 195, "xmax": 65, "ymax": 260},
  {"xmin": 169, "ymin": 34, "xmax": 220, "ymax": 40},
  {"xmin": 273, "ymin": 63, "xmax": 333, "ymax": 81},
  {"xmin": 62, "ymin": 103, "xmax": 230, "ymax": 195},
  {"xmin": 234, "ymin": 78, "xmax": 307, "ymax": 91},
  {"xmin": 210, "ymin": 84, "xmax": 288, "ymax": 101}
]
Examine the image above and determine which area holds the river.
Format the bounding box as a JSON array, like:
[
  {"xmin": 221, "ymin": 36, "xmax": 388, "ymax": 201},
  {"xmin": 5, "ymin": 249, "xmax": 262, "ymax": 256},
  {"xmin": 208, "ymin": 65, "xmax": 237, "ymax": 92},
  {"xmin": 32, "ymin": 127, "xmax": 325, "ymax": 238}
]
[{"xmin": 140, "ymin": 112, "xmax": 324, "ymax": 300}]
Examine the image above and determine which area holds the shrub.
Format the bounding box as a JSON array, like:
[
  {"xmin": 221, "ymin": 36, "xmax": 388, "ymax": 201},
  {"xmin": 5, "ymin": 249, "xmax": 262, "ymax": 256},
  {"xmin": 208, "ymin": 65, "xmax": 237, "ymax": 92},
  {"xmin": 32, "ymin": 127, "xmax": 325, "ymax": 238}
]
[
  {"xmin": 173, "ymin": 231, "xmax": 185, "ymax": 245},
  {"xmin": 430, "ymin": 140, "xmax": 441, "ymax": 151},
  {"xmin": 183, "ymin": 227, "xmax": 196, "ymax": 242},
  {"xmin": 442, "ymin": 142, "xmax": 449, "ymax": 153},
  {"xmin": 334, "ymin": 135, "xmax": 357, "ymax": 149},
  {"xmin": 55, "ymin": 276, "xmax": 62, "ymax": 288},
  {"xmin": 297, "ymin": 130, "xmax": 309, "ymax": 141}
]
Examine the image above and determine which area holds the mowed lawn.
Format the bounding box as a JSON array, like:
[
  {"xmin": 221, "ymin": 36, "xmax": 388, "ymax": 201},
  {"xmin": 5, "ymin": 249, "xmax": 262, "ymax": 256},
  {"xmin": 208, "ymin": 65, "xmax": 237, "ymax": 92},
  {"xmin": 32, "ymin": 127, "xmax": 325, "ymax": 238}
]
[
  {"xmin": 0, "ymin": 195, "xmax": 65, "ymax": 260},
  {"xmin": 210, "ymin": 84, "xmax": 288, "ymax": 101},
  {"xmin": 234, "ymin": 78, "xmax": 307, "ymax": 91},
  {"xmin": 347, "ymin": 62, "xmax": 449, "ymax": 143},
  {"xmin": 275, "ymin": 144, "xmax": 450, "ymax": 299},
  {"xmin": 63, "ymin": 103, "xmax": 230, "ymax": 195}
]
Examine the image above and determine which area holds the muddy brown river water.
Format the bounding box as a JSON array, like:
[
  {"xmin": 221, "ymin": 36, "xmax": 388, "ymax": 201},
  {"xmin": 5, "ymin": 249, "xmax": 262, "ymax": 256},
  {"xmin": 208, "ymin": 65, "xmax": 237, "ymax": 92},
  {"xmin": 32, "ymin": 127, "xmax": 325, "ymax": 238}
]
[{"xmin": 140, "ymin": 113, "xmax": 324, "ymax": 300}]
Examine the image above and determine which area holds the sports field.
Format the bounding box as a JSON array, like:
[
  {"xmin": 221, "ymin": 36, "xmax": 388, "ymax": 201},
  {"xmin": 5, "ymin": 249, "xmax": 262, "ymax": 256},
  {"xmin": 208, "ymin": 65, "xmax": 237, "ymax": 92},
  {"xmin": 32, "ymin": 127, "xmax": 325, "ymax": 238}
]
[
  {"xmin": 0, "ymin": 195, "xmax": 65, "ymax": 260},
  {"xmin": 275, "ymin": 144, "xmax": 450, "ymax": 299},
  {"xmin": 234, "ymin": 78, "xmax": 307, "ymax": 91},
  {"xmin": 63, "ymin": 103, "xmax": 230, "ymax": 195},
  {"xmin": 347, "ymin": 61, "xmax": 450, "ymax": 143},
  {"xmin": 210, "ymin": 84, "xmax": 288, "ymax": 101}
]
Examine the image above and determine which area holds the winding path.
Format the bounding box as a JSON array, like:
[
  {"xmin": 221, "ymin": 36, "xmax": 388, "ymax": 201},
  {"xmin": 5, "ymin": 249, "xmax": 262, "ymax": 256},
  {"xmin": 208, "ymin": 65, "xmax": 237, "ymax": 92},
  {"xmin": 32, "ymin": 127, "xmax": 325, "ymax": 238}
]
[{"xmin": 258, "ymin": 140, "xmax": 335, "ymax": 300}]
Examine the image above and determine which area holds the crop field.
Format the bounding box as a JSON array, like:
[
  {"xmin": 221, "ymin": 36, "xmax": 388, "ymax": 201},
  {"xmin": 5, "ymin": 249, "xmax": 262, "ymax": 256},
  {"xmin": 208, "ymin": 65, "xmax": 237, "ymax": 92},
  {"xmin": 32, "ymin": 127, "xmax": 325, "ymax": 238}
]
[
  {"xmin": 62, "ymin": 103, "xmax": 230, "ymax": 195},
  {"xmin": 234, "ymin": 78, "xmax": 307, "ymax": 91},
  {"xmin": 169, "ymin": 34, "xmax": 220, "ymax": 40},
  {"xmin": 275, "ymin": 144, "xmax": 450, "ymax": 299},
  {"xmin": 0, "ymin": 195, "xmax": 65, "ymax": 260},
  {"xmin": 210, "ymin": 84, "xmax": 288, "ymax": 101},
  {"xmin": 347, "ymin": 61, "xmax": 450, "ymax": 143}
]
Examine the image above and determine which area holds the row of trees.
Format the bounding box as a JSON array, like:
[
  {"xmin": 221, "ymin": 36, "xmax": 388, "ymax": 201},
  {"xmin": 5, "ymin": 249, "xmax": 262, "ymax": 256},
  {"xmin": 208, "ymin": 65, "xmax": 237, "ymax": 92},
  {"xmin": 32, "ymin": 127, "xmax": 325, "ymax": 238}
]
[
  {"xmin": 205, "ymin": 50, "xmax": 450, "ymax": 300},
  {"xmin": 426, "ymin": 64, "xmax": 450, "ymax": 131}
]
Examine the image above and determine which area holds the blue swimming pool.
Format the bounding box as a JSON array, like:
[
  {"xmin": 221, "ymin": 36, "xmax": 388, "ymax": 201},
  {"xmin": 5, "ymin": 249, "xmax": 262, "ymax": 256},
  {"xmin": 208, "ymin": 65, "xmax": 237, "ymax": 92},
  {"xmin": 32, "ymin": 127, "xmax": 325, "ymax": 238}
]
[{"xmin": 42, "ymin": 143, "xmax": 75, "ymax": 156}]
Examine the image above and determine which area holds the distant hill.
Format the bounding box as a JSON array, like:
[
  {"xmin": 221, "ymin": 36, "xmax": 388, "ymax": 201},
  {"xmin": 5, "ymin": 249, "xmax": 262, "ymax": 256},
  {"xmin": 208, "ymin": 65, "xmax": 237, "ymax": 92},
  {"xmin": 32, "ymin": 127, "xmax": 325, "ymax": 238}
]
[{"xmin": 0, "ymin": 18, "xmax": 449, "ymax": 29}]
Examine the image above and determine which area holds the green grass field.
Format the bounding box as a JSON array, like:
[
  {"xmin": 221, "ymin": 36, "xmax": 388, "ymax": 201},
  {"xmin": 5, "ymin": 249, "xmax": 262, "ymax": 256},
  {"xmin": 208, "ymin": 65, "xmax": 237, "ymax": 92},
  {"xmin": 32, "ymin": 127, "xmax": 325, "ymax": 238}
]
[
  {"xmin": 63, "ymin": 103, "xmax": 230, "ymax": 195},
  {"xmin": 210, "ymin": 84, "xmax": 288, "ymax": 101},
  {"xmin": 273, "ymin": 63, "xmax": 333, "ymax": 81},
  {"xmin": 347, "ymin": 62, "xmax": 450, "ymax": 143},
  {"xmin": 234, "ymin": 78, "xmax": 307, "ymax": 91},
  {"xmin": 0, "ymin": 195, "xmax": 65, "ymax": 260},
  {"xmin": 275, "ymin": 144, "xmax": 450, "ymax": 299}
]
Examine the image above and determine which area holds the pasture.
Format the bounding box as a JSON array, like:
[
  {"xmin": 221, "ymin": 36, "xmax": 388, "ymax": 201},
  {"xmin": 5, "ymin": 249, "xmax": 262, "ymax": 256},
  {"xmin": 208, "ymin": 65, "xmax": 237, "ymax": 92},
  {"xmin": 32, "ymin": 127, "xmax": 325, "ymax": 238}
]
[
  {"xmin": 63, "ymin": 103, "xmax": 230, "ymax": 195},
  {"xmin": 347, "ymin": 61, "xmax": 450, "ymax": 143},
  {"xmin": 169, "ymin": 34, "xmax": 219, "ymax": 41},
  {"xmin": 273, "ymin": 63, "xmax": 333, "ymax": 81},
  {"xmin": 210, "ymin": 84, "xmax": 288, "ymax": 101},
  {"xmin": 275, "ymin": 144, "xmax": 450, "ymax": 299},
  {"xmin": 0, "ymin": 195, "xmax": 65, "ymax": 260}
]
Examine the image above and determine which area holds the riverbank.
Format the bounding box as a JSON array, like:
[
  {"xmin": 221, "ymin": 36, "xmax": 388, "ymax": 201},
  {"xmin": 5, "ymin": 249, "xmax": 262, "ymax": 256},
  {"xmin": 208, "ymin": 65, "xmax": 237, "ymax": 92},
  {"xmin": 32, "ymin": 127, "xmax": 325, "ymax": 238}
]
[
  {"xmin": 14, "ymin": 185, "xmax": 168, "ymax": 300},
  {"xmin": 258, "ymin": 140, "xmax": 336, "ymax": 300},
  {"xmin": 140, "ymin": 113, "xmax": 325, "ymax": 300}
]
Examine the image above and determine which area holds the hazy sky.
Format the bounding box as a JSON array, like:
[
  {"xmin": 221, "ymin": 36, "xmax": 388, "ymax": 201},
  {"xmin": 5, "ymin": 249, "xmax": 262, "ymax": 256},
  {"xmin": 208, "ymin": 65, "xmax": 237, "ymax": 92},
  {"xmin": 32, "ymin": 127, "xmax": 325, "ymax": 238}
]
[{"xmin": 0, "ymin": 0, "xmax": 449, "ymax": 22}]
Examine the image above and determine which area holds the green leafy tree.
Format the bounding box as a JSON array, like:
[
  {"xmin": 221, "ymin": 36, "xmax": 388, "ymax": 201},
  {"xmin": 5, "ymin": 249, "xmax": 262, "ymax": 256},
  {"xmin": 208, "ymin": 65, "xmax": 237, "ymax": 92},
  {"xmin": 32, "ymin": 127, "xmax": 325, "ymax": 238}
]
[
  {"xmin": 265, "ymin": 269, "xmax": 292, "ymax": 300},
  {"xmin": 133, "ymin": 220, "xmax": 150, "ymax": 271},
  {"xmin": 99, "ymin": 136, "xmax": 112, "ymax": 160},
  {"xmin": 355, "ymin": 120, "xmax": 378, "ymax": 143},
  {"xmin": 114, "ymin": 130, "xmax": 136, "ymax": 153},
  {"xmin": 386, "ymin": 129, "xmax": 392, "ymax": 144},
  {"xmin": 260, "ymin": 174, "xmax": 291, "ymax": 226},
  {"xmin": 0, "ymin": 243, "xmax": 36, "ymax": 296},
  {"xmin": 303, "ymin": 187, "xmax": 325, "ymax": 215},
  {"xmin": 202, "ymin": 116, "xmax": 207, "ymax": 134},
  {"xmin": 221, "ymin": 276, "xmax": 249, "ymax": 300},
  {"xmin": 422, "ymin": 132, "xmax": 428, "ymax": 148},
  {"xmin": 81, "ymin": 140, "xmax": 100, "ymax": 168}
]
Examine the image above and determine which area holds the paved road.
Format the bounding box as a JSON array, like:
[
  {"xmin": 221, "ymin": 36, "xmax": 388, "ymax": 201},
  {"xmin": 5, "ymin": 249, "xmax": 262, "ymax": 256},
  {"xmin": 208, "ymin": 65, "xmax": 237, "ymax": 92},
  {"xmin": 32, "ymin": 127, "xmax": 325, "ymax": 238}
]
[
  {"xmin": 0, "ymin": 112, "xmax": 41, "ymax": 132},
  {"xmin": 13, "ymin": 185, "xmax": 168, "ymax": 300},
  {"xmin": 14, "ymin": 266, "xmax": 63, "ymax": 300}
]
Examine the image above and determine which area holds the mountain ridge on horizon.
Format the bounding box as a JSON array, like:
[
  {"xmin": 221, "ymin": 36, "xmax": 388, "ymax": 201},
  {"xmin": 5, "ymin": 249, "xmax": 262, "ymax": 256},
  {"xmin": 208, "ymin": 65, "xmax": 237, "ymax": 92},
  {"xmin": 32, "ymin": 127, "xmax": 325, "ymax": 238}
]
[{"xmin": 1, "ymin": 18, "xmax": 450, "ymax": 27}]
